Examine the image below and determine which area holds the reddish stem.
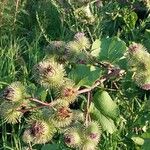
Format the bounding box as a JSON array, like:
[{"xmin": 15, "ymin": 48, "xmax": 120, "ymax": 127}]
[{"xmin": 28, "ymin": 97, "xmax": 51, "ymax": 106}]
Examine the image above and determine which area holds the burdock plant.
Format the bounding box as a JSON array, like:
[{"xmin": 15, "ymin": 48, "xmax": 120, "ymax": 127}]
[
  {"xmin": 33, "ymin": 58, "xmax": 66, "ymax": 88},
  {"xmin": 1, "ymin": 30, "xmax": 148, "ymax": 150},
  {"xmin": 127, "ymin": 42, "xmax": 150, "ymax": 90}
]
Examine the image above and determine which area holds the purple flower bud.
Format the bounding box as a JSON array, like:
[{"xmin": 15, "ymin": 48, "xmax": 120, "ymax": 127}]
[
  {"xmin": 64, "ymin": 135, "xmax": 75, "ymax": 145},
  {"xmin": 128, "ymin": 43, "xmax": 140, "ymax": 53},
  {"xmin": 141, "ymin": 83, "xmax": 150, "ymax": 90},
  {"xmin": 89, "ymin": 133, "xmax": 98, "ymax": 139}
]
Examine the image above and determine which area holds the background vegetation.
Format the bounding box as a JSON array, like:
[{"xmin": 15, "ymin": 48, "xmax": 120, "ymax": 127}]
[{"xmin": 0, "ymin": 0, "xmax": 150, "ymax": 150}]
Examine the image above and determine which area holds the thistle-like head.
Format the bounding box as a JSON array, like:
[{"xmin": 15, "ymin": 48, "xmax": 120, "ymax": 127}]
[
  {"xmin": 85, "ymin": 121, "xmax": 101, "ymax": 144},
  {"xmin": 64, "ymin": 127, "xmax": 82, "ymax": 148},
  {"xmin": 59, "ymin": 79, "xmax": 78, "ymax": 103},
  {"xmin": 52, "ymin": 105, "xmax": 73, "ymax": 127},
  {"xmin": 46, "ymin": 41, "xmax": 65, "ymax": 54},
  {"xmin": 81, "ymin": 141, "xmax": 97, "ymax": 150},
  {"xmin": 0, "ymin": 102, "xmax": 23, "ymax": 124},
  {"xmin": 23, "ymin": 120, "xmax": 55, "ymax": 144},
  {"xmin": 33, "ymin": 59, "xmax": 65, "ymax": 88},
  {"xmin": 22, "ymin": 129, "xmax": 33, "ymax": 143},
  {"xmin": 74, "ymin": 32, "xmax": 90, "ymax": 49},
  {"xmin": 134, "ymin": 72, "xmax": 150, "ymax": 90},
  {"xmin": 2, "ymin": 82, "xmax": 25, "ymax": 102},
  {"xmin": 128, "ymin": 43, "xmax": 143, "ymax": 54},
  {"xmin": 141, "ymin": 83, "xmax": 150, "ymax": 90}
]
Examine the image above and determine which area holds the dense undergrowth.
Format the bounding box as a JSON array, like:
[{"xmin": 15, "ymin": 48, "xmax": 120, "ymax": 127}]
[{"xmin": 0, "ymin": 0, "xmax": 150, "ymax": 150}]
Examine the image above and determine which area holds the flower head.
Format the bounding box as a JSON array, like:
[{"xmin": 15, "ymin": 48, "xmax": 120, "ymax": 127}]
[
  {"xmin": 141, "ymin": 83, "xmax": 150, "ymax": 90},
  {"xmin": 2, "ymin": 82, "xmax": 25, "ymax": 102},
  {"xmin": 45, "ymin": 41, "xmax": 65, "ymax": 55},
  {"xmin": 74, "ymin": 32, "xmax": 90, "ymax": 49},
  {"xmin": 0, "ymin": 102, "xmax": 23, "ymax": 124},
  {"xmin": 52, "ymin": 106, "xmax": 73, "ymax": 127},
  {"xmin": 59, "ymin": 79, "xmax": 78, "ymax": 103},
  {"xmin": 81, "ymin": 141, "xmax": 97, "ymax": 150},
  {"xmin": 23, "ymin": 120, "xmax": 55, "ymax": 144},
  {"xmin": 85, "ymin": 121, "xmax": 101, "ymax": 144},
  {"xmin": 72, "ymin": 110, "xmax": 84, "ymax": 123},
  {"xmin": 64, "ymin": 127, "xmax": 82, "ymax": 148},
  {"xmin": 33, "ymin": 59, "xmax": 65, "ymax": 88}
]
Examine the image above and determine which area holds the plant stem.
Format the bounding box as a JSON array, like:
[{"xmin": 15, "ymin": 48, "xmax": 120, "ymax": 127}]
[
  {"xmin": 78, "ymin": 68, "xmax": 125, "ymax": 94},
  {"xmin": 18, "ymin": 106, "xmax": 45, "ymax": 113},
  {"xmin": 18, "ymin": 98, "xmax": 58, "ymax": 113},
  {"xmin": 22, "ymin": 68, "xmax": 125, "ymax": 113},
  {"xmin": 85, "ymin": 91, "xmax": 91, "ymax": 126},
  {"xmin": 28, "ymin": 97, "xmax": 51, "ymax": 106}
]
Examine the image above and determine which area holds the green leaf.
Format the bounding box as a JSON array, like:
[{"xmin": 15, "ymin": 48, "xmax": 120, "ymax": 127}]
[
  {"xmin": 36, "ymin": 86, "xmax": 47, "ymax": 101},
  {"xmin": 91, "ymin": 39, "xmax": 101, "ymax": 57},
  {"xmin": 93, "ymin": 90, "xmax": 120, "ymax": 120},
  {"xmin": 123, "ymin": 11, "xmax": 138, "ymax": 29},
  {"xmin": 91, "ymin": 108, "xmax": 117, "ymax": 134},
  {"xmin": 136, "ymin": 111, "xmax": 150, "ymax": 125},
  {"xmin": 141, "ymin": 129, "xmax": 150, "ymax": 139},
  {"xmin": 78, "ymin": 67, "xmax": 102, "ymax": 87},
  {"xmin": 41, "ymin": 144, "xmax": 59, "ymax": 150},
  {"xmin": 131, "ymin": 136, "xmax": 144, "ymax": 145},
  {"xmin": 69, "ymin": 65, "xmax": 102, "ymax": 87},
  {"xmin": 90, "ymin": 37, "xmax": 126, "ymax": 65}
]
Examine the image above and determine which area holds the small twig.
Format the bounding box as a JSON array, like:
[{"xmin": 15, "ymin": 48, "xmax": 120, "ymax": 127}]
[
  {"xmin": 28, "ymin": 97, "xmax": 51, "ymax": 106},
  {"xmin": 20, "ymin": 67, "xmax": 125, "ymax": 114},
  {"xmin": 17, "ymin": 98, "xmax": 58, "ymax": 113},
  {"xmin": 18, "ymin": 106, "xmax": 45, "ymax": 113},
  {"xmin": 85, "ymin": 91, "xmax": 91, "ymax": 126}
]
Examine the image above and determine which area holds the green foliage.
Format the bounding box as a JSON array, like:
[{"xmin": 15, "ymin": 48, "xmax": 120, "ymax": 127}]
[
  {"xmin": 93, "ymin": 90, "xmax": 120, "ymax": 120},
  {"xmin": 69, "ymin": 64, "xmax": 102, "ymax": 87},
  {"xmin": 91, "ymin": 37, "xmax": 127, "ymax": 65},
  {"xmin": 0, "ymin": 0, "xmax": 150, "ymax": 150},
  {"xmin": 91, "ymin": 106, "xmax": 117, "ymax": 134}
]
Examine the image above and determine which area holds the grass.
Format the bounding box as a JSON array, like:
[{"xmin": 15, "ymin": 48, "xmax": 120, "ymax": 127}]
[{"xmin": 0, "ymin": 0, "xmax": 150, "ymax": 150}]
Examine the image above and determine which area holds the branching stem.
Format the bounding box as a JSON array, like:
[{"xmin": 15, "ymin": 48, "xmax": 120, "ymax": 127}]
[
  {"xmin": 18, "ymin": 98, "xmax": 58, "ymax": 113},
  {"xmin": 78, "ymin": 68, "xmax": 125, "ymax": 94},
  {"xmin": 28, "ymin": 97, "xmax": 51, "ymax": 106},
  {"xmin": 20, "ymin": 67, "xmax": 125, "ymax": 113}
]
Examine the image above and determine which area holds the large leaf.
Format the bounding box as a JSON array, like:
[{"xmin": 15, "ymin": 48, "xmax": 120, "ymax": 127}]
[
  {"xmin": 68, "ymin": 64, "xmax": 102, "ymax": 87},
  {"xmin": 93, "ymin": 90, "xmax": 120, "ymax": 120},
  {"xmin": 91, "ymin": 104, "xmax": 117, "ymax": 134},
  {"xmin": 91, "ymin": 37, "xmax": 126, "ymax": 65}
]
